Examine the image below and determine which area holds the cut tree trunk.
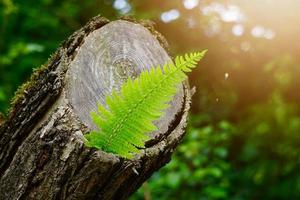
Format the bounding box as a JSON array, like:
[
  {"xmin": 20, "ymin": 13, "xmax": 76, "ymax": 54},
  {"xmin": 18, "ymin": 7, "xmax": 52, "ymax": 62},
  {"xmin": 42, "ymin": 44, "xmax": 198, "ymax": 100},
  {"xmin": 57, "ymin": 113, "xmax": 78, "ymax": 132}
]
[{"xmin": 0, "ymin": 16, "xmax": 192, "ymax": 200}]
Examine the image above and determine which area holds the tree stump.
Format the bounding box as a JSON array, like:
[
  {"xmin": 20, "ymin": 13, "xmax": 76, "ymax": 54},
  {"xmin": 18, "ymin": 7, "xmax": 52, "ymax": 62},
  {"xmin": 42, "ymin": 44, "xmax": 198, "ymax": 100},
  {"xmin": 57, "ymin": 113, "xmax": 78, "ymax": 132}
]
[{"xmin": 0, "ymin": 16, "xmax": 192, "ymax": 200}]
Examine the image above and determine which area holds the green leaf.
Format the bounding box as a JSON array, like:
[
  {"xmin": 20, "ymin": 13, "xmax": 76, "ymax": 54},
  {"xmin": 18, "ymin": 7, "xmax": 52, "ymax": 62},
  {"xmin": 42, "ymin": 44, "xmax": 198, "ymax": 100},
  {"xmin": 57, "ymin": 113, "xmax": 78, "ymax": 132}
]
[{"xmin": 84, "ymin": 50, "xmax": 207, "ymax": 158}]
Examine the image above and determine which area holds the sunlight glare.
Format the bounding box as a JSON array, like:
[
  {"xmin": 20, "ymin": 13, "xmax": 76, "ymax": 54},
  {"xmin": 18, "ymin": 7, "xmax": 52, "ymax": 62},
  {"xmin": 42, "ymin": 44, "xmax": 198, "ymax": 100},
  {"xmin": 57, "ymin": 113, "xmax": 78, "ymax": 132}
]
[
  {"xmin": 183, "ymin": 0, "xmax": 199, "ymax": 10},
  {"xmin": 251, "ymin": 26, "xmax": 276, "ymax": 39},
  {"xmin": 264, "ymin": 29, "xmax": 276, "ymax": 40},
  {"xmin": 201, "ymin": 3, "xmax": 245, "ymax": 23},
  {"xmin": 161, "ymin": 9, "xmax": 180, "ymax": 23},
  {"xmin": 224, "ymin": 73, "xmax": 229, "ymax": 80},
  {"xmin": 251, "ymin": 26, "xmax": 265, "ymax": 37},
  {"xmin": 113, "ymin": 0, "xmax": 131, "ymax": 14},
  {"xmin": 232, "ymin": 24, "xmax": 244, "ymax": 36}
]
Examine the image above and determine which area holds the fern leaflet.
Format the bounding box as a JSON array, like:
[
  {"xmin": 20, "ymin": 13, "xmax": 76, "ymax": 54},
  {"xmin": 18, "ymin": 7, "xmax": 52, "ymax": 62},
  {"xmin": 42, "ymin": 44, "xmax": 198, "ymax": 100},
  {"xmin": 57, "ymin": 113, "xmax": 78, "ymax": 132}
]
[{"xmin": 84, "ymin": 50, "xmax": 207, "ymax": 158}]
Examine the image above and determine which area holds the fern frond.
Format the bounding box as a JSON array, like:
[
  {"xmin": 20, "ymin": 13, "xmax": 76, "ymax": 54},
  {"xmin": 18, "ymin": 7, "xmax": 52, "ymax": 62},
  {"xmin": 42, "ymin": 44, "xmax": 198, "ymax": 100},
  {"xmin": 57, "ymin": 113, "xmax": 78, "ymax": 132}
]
[{"xmin": 84, "ymin": 50, "xmax": 207, "ymax": 158}]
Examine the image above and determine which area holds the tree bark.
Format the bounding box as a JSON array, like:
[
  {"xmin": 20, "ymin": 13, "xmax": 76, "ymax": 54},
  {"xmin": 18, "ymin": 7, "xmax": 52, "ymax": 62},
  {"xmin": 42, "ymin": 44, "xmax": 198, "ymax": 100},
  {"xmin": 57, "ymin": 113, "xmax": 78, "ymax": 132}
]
[{"xmin": 0, "ymin": 16, "xmax": 192, "ymax": 200}]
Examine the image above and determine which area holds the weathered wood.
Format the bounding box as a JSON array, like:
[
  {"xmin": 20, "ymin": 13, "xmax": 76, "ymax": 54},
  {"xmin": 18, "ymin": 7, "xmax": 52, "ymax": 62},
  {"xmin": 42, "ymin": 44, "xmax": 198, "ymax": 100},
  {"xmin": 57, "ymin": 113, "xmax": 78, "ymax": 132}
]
[
  {"xmin": 0, "ymin": 16, "xmax": 191, "ymax": 200},
  {"xmin": 66, "ymin": 20, "xmax": 184, "ymax": 140}
]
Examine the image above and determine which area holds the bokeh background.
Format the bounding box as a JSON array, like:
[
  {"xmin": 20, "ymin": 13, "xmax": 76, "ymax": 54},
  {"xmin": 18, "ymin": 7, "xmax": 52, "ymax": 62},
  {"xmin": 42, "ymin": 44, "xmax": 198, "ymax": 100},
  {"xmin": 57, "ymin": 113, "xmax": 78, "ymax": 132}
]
[{"xmin": 1, "ymin": 0, "xmax": 300, "ymax": 199}]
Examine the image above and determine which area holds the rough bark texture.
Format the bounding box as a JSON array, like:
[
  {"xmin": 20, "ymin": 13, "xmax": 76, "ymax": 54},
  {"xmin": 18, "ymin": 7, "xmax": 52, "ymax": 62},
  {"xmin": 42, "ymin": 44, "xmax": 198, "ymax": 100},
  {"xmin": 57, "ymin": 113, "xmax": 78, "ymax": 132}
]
[{"xmin": 0, "ymin": 16, "xmax": 192, "ymax": 200}]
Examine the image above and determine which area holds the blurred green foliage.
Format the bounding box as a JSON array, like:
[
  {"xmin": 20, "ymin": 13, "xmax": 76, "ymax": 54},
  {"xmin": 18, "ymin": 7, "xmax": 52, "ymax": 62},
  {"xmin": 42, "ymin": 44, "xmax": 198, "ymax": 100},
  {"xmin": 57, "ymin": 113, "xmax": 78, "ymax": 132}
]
[
  {"xmin": 132, "ymin": 91, "xmax": 300, "ymax": 200},
  {"xmin": 1, "ymin": 0, "xmax": 300, "ymax": 199},
  {"xmin": 133, "ymin": 119, "xmax": 234, "ymax": 200},
  {"xmin": 0, "ymin": 0, "xmax": 119, "ymax": 113}
]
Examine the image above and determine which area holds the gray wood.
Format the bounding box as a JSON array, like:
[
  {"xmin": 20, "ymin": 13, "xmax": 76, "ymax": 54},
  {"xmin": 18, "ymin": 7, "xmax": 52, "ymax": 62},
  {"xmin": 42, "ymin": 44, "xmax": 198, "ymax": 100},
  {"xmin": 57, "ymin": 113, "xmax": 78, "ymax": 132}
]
[
  {"xmin": 0, "ymin": 16, "xmax": 192, "ymax": 200},
  {"xmin": 66, "ymin": 20, "xmax": 184, "ymax": 140}
]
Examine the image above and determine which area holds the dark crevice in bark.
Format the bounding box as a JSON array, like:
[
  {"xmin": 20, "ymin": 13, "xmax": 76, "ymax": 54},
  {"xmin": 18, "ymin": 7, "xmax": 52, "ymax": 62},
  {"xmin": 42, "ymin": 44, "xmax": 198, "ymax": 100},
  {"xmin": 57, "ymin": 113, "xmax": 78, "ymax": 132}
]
[
  {"xmin": 61, "ymin": 149, "xmax": 94, "ymax": 198},
  {"xmin": 93, "ymin": 159, "xmax": 125, "ymax": 199}
]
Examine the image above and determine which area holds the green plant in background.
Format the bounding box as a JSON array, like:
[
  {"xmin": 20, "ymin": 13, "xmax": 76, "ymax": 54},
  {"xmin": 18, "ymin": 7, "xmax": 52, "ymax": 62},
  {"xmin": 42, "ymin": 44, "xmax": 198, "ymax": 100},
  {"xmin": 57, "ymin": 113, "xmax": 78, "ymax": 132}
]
[
  {"xmin": 84, "ymin": 51, "xmax": 206, "ymax": 158},
  {"xmin": 131, "ymin": 117, "xmax": 235, "ymax": 200},
  {"xmin": 132, "ymin": 94, "xmax": 300, "ymax": 199}
]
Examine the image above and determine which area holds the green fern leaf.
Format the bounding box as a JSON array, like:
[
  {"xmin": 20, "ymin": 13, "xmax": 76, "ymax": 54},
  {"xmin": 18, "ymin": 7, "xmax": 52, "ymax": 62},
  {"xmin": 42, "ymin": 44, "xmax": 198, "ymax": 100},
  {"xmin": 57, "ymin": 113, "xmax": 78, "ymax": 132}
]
[{"xmin": 84, "ymin": 50, "xmax": 207, "ymax": 158}]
